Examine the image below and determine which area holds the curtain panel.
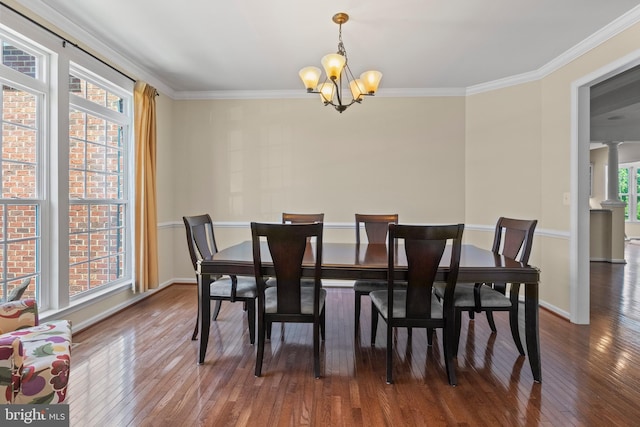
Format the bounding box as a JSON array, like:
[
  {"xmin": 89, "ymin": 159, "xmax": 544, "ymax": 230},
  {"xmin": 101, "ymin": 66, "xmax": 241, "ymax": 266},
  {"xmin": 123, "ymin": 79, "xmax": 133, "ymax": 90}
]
[{"xmin": 133, "ymin": 81, "xmax": 159, "ymax": 292}]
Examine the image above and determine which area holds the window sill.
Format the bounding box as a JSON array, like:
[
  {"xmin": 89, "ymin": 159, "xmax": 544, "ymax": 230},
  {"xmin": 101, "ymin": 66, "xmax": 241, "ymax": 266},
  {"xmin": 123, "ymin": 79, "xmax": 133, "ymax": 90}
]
[{"xmin": 39, "ymin": 281, "xmax": 134, "ymax": 324}]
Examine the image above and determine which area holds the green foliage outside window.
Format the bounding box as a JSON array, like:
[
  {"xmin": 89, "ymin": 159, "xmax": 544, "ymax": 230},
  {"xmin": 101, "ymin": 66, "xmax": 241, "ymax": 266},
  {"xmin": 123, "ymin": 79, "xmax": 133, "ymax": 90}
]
[
  {"xmin": 637, "ymin": 174, "xmax": 640, "ymax": 221},
  {"xmin": 618, "ymin": 166, "xmax": 640, "ymax": 221},
  {"xmin": 619, "ymin": 168, "xmax": 628, "ymax": 193},
  {"xmin": 619, "ymin": 168, "xmax": 629, "ymax": 220}
]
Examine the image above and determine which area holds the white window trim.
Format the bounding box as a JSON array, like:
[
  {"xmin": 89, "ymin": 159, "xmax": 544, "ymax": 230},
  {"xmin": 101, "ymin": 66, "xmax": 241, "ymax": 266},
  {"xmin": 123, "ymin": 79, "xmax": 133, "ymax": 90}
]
[
  {"xmin": 620, "ymin": 161, "xmax": 640, "ymax": 223},
  {"xmin": 0, "ymin": 6, "xmax": 135, "ymax": 313}
]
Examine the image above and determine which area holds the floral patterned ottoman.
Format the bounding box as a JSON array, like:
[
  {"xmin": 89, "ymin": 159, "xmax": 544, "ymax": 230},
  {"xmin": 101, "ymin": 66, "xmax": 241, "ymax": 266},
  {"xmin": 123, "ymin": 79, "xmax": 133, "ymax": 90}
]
[{"xmin": 0, "ymin": 299, "xmax": 71, "ymax": 404}]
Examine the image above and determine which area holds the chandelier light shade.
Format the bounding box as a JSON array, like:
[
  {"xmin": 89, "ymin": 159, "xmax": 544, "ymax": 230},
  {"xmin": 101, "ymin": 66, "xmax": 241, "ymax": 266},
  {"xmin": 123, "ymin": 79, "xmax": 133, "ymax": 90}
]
[
  {"xmin": 299, "ymin": 66, "xmax": 321, "ymax": 91},
  {"xmin": 321, "ymin": 53, "xmax": 346, "ymax": 80},
  {"xmin": 360, "ymin": 70, "xmax": 383, "ymax": 94},
  {"xmin": 299, "ymin": 12, "xmax": 382, "ymax": 113},
  {"xmin": 318, "ymin": 82, "xmax": 335, "ymax": 103}
]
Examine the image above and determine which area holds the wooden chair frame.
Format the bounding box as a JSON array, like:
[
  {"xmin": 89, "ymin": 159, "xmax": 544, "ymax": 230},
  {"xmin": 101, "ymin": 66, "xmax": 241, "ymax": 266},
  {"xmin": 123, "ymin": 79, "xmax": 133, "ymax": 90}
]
[
  {"xmin": 370, "ymin": 223, "xmax": 464, "ymax": 385},
  {"xmin": 353, "ymin": 214, "xmax": 398, "ymax": 336},
  {"xmin": 454, "ymin": 217, "xmax": 537, "ymax": 356},
  {"xmin": 251, "ymin": 222, "xmax": 325, "ymax": 378},
  {"xmin": 184, "ymin": 214, "xmax": 256, "ymax": 348}
]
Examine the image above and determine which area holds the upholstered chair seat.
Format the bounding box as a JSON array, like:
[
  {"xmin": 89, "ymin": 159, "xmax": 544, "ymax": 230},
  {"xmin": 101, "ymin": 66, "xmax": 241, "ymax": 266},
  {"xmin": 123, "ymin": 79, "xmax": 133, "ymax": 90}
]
[
  {"xmin": 264, "ymin": 286, "xmax": 327, "ymax": 314},
  {"xmin": 210, "ymin": 277, "xmax": 257, "ymax": 298},
  {"xmin": 370, "ymin": 289, "xmax": 443, "ymax": 319},
  {"xmin": 433, "ymin": 283, "xmax": 512, "ymax": 308}
]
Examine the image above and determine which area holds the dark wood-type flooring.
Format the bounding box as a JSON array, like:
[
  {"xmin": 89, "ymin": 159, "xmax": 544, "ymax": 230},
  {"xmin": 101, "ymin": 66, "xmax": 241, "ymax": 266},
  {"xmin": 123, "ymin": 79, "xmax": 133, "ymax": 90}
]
[{"xmin": 68, "ymin": 243, "xmax": 640, "ymax": 426}]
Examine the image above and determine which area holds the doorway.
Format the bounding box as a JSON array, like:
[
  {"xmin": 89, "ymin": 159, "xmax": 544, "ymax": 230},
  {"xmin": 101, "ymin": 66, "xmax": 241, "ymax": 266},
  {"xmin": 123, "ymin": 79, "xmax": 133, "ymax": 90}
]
[{"xmin": 572, "ymin": 50, "xmax": 640, "ymax": 324}]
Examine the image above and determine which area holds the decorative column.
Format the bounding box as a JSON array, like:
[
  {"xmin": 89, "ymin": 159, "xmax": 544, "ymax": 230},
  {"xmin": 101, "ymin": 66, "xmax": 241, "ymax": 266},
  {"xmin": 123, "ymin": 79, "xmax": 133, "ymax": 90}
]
[
  {"xmin": 600, "ymin": 141, "xmax": 626, "ymax": 263},
  {"xmin": 603, "ymin": 141, "xmax": 622, "ymax": 202}
]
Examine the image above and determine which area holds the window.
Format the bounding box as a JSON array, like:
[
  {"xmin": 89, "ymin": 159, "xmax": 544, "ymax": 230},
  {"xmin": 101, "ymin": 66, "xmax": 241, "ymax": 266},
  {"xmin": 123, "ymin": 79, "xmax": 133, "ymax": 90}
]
[
  {"xmin": 68, "ymin": 70, "xmax": 130, "ymax": 298},
  {"xmin": 619, "ymin": 162, "xmax": 640, "ymax": 222},
  {"xmin": 0, "ymin": 37, "xmax": 43, "ymax": 302},
  {"xmin": 0, "ymin": 13, "xmax": 134, "ymax": 309}
]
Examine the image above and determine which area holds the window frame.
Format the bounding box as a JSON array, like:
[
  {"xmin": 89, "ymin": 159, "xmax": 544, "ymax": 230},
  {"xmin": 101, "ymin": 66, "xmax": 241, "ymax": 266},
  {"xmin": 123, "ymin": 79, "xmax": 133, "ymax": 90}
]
[
  {"xmin": 619, "ymin": 161, "xmax": 640, "ymax": 223},
  {"xmin": 0, "ymin": 9, "xmax": 135, "ymax": 312},
  {"xmin": 0, "ymin": 31, "xmax": 47, "ymax": 305},
  {"xmin": 67, "ymin": 64, "xmax": 132, "ymax": 299}
]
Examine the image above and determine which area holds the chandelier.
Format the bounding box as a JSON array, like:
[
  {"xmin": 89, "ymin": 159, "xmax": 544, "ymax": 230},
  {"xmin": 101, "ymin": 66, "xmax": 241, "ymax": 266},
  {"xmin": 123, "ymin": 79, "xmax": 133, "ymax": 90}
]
[{"xmin": 298, "ymin": 13, "xmax": 382, "ymax": 113}]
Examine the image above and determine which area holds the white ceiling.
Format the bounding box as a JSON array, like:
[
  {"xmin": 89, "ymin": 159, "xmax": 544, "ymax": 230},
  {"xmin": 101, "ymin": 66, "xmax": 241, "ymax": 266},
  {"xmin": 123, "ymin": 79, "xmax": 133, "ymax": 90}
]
[{"xmin": 15, "ymin": 0, "xmax": 640, "ymax": 97}]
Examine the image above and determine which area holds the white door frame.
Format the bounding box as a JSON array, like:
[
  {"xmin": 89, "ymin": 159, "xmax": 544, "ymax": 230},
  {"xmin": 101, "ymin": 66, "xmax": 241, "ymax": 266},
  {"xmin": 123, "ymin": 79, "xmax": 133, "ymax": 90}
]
[{"xmin": 570, "ymin": 49, "xmax": 640, "ymax": 324}]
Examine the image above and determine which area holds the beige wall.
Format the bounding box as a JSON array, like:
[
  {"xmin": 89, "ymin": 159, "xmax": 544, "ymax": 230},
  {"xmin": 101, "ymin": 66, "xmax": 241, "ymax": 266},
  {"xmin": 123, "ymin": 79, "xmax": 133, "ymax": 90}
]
[
  {"xmin": 161, "ymin": 96, "xmax": 467, "ymax": 285},
  {"xmin": 171, "ymin": 97, "xmax": 466, "ymax": 224},
  {"xmin": 465, "ymin": 81, "xmax": 543, "ymax": 226}
]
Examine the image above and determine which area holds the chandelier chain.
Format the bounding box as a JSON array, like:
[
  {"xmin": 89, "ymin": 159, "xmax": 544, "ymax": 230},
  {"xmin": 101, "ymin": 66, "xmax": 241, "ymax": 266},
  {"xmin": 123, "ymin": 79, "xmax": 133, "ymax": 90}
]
[{"xmin": 337, "ymin": 24, "xmax": 348, "ymax": 62}]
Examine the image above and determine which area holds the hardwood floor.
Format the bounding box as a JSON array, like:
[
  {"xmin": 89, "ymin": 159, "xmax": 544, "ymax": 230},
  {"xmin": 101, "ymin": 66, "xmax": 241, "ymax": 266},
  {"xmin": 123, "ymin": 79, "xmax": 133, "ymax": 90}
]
[{"xmin": 68, "ymin": 244, "xmax": 640, "ymax": 426}]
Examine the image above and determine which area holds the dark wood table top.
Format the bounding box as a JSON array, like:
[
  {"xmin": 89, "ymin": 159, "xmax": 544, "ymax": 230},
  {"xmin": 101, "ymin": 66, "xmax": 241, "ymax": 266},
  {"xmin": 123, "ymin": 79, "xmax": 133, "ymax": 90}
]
[{"xmin": 199, "ymin": 242, "xmax": 540, "ymax": 284}]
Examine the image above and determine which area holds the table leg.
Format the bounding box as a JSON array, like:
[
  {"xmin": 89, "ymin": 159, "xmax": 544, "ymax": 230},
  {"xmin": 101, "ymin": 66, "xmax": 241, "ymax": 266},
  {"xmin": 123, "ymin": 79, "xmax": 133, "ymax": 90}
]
[
  {"xmin": 198, "ymin": 274, "xmax": 211, "ymax": 364},
  {"xmin": 525, "ymin": 282, "xmax": 541, "ymax": 382}
]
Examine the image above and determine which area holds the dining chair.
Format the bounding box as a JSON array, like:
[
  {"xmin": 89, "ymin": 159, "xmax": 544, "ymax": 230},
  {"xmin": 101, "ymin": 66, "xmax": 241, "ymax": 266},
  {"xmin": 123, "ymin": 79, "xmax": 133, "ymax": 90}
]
[
  {"xmin": 434, "ymin": 216, "xmax": 537, "ymax": 356},
  {"xmin": 353, "ymin": 213, "xmax": 398, "ymax": 336},
  {"xmin": 251, "ymin": 222, "xmax": 326, "ymax": 378},
  {"xmin": 265, "ymin": 213, "xmax": 325, "ymax": 338},
  {"xmin": 183, "ymin": 214, "xmax": 257, "ymax": 347},
  {"xmin": 370, "ymin": 223, "xmax": 464, "ymax": 385}
]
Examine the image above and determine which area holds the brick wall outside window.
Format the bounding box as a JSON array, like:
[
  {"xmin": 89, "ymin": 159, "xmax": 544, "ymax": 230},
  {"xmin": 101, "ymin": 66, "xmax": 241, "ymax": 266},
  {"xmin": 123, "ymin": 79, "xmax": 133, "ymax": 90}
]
[
  {"xmin": 67, "ymin": 77, "xmax": 126, "ymax": 297},
  {"xmin": 2, "ymin": 45, "xmax": 36, "ymax": 78}
]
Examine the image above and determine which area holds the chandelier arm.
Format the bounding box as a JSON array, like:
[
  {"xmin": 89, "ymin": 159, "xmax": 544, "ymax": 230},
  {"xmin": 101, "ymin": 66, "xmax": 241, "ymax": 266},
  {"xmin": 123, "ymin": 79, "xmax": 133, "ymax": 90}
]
[{"xmin": 331, "ymin": 78, "xmax": 343, "ymax": 108}]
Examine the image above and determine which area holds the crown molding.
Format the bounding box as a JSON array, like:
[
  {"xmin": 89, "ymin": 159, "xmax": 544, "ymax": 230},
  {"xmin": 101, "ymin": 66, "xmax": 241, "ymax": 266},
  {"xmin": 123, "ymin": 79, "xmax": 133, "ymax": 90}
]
[
  {"xmin": 467, "ymin": 4, "xmax": 640, "ymax": 95},
  {"xmin": 173, "ymin": 87, "xmax": 466, "ymax": 100}
]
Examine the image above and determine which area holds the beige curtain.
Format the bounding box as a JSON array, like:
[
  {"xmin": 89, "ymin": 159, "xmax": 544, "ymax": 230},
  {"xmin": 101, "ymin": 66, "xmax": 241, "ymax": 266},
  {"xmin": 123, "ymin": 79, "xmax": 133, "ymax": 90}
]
[{"xmin": 133, "ymin": 81, "xmax": 159, "ymax": 292}]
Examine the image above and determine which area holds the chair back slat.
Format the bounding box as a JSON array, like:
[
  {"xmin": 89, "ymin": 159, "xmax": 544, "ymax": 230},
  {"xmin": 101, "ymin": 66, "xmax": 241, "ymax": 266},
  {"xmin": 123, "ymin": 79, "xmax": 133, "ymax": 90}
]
[
  {"xmin": 389, "ymin": 224, "xmax": 464, "ymax": 319},
  {"xmin": 251, "ymin": 222, "xmax": 323, "ymax": 315},
  {"xmin": 405, "ymin": 239, "xmax": 447, "ymax": 318},
  {"xmin": 283, "ymin": 213, "xmax": 324, "ymax": 244},
  {"xmin": 356, "ymin": 214, "xmax": 398, "ymax": 245},
  {"xmin": 183, "ymin": 214, "xmax": 218, "ymax": 269},
  {"xmin": 489, "ymin": 217, "xmax": 537, "ymax": 294},
  {"xmin": 492, "ymin": 217, "xmax": 537, "ymax": 263}
]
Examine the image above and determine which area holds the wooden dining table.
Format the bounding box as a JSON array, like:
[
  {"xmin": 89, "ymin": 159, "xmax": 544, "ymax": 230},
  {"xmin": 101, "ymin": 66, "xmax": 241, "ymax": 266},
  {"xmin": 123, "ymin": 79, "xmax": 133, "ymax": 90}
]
[{"xmin": 197, "ymin": 241, "xmax": 542, "ymax": 382}]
